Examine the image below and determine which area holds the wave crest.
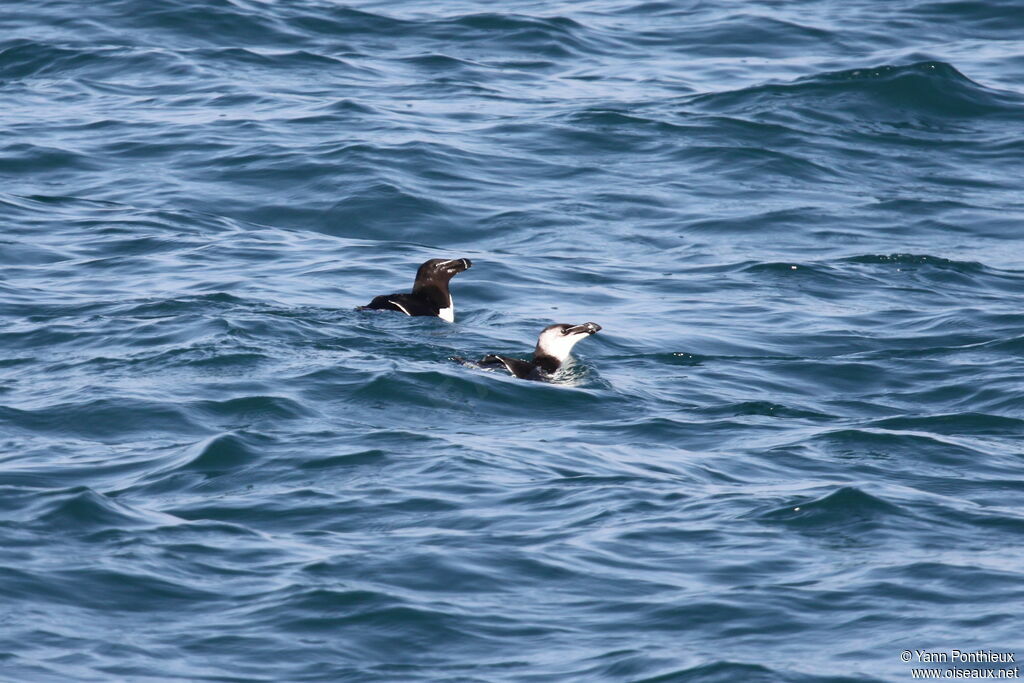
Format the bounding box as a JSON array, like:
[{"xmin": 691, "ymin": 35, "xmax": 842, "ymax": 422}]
[{"xmin": 690, "ymin": 61, "xmax": 1022, "ymax": 121}]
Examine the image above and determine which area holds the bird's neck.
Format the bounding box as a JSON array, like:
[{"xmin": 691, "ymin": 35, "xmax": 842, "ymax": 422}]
[
  {"xmin": 532, "ymin": 354, "xmax": 562, "ymax": 374},
  {"xmin": 412, "ymin": 282, "xmax": 451, "ymax": 309}
]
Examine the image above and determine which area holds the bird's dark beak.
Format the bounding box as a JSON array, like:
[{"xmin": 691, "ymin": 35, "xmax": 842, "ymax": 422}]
[
  {"xmin": 565, "ymin": 322, "xmax": 601, "ymax": 335},
  {"xmin": 446, "ymin": 258, "xmax": 471, "ymax": 274}
]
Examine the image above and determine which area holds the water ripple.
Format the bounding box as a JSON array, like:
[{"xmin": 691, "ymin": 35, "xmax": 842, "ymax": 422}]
[{"xmin": 2, "ymin": 0, "xmax": 1024, "ymax": 679}]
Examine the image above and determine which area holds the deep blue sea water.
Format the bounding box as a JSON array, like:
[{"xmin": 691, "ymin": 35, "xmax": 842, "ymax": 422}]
[{"xmin": 2, "ymin": 0, "xmax": 1024, "ymax": 680}]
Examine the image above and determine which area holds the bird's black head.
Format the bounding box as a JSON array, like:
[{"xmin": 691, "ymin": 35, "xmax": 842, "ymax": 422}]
[{"xmin": 414, "ymin": 258, "xmax": 472, "ymax": 286}]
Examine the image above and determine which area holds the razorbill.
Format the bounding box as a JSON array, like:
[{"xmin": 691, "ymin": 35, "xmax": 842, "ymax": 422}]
[
  {"xmin": 469, "ymin": 322, "xmax": 602, "ymax": 380},
  {"xmin": 358, "ymin": 258, "xmax": 472, "ymax": 322}
]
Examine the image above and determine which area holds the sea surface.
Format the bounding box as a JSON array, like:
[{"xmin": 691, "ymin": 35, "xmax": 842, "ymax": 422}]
[{"xmin": 2, "ymin": 0, "xmax": 1023, "ymax": 680}]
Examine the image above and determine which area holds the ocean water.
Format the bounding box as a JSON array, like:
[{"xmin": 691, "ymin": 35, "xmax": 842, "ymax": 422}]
[{"xmin": 2, "ymin": 0, "xmax": 1023, "ymax": 680}]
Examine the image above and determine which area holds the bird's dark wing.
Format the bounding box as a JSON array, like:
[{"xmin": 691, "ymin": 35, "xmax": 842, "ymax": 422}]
[
  {"xmin": 358, "ymin": 293, "xmax": 436, "ymax": 316},
  {"xmin": 478, "ymin": 354, "xmax": 535, "ymax": 379}
]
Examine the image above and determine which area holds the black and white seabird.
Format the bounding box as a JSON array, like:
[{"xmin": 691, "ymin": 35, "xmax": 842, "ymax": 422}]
[
  {"xmin": 358, "ymin": 258, "xmax": 472, "ymax": 322},
  {"xmin": 471, "ymin": 322, "xmax": 602, "ymax": 380}
]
